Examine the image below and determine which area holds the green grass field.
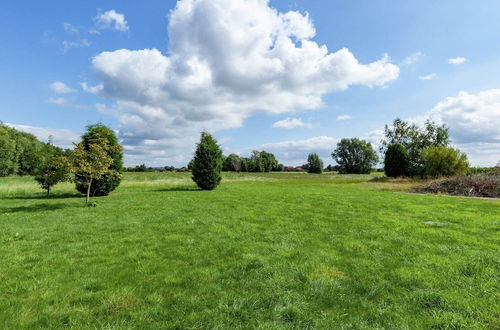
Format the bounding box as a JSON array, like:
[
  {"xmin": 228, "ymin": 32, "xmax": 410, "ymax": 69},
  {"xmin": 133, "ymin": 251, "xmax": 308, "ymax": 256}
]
[{"xmin": 1, "ymin": 172, "xmax": 498, "ymax": 328}]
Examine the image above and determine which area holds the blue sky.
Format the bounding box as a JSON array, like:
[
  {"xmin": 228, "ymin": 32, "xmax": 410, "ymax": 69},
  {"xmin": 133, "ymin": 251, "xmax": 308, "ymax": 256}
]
[{"xmin": 1, "ymin": 0, "xmax": 499, "ymax": 166}]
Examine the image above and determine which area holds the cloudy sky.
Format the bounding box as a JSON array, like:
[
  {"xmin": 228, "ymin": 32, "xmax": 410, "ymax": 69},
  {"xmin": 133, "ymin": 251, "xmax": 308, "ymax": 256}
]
[{"xmin": 1, "ymin": 0, "xmax": 499, "ymax": 166}]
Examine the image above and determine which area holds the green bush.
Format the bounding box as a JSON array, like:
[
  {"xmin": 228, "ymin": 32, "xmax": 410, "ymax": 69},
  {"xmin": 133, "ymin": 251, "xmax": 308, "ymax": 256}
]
[
  {"xmin": 75, "ymin": 124, "xmax": 123, "ymax": 196},
  {"xmin": 191, "ymin": 132, "xmax": 223, "ymax": 190},
  {"xmin": 332, "ymin": 138, "xmax": 378, "ymax": 174},
  {"xmin": 380, "ymin": 118, "xmax": 450, "ymax": 177},
  {"xmin": 384, "ymin": 143, "xmax": 409, "ymax": 177},
  {"xmin": 421, "ymin": 146, "xmax": 469, "ymax": 177},
  {"xmin": 307, "ymin": 153, "xmax": 323, "ymax": 174},
  {"xmin": 34, "ymin": 156, "xmax": 71, "ymax": 196},
  {"xmin": 223, "ymin": 154, "xmax": 243, "ymax": 172}
]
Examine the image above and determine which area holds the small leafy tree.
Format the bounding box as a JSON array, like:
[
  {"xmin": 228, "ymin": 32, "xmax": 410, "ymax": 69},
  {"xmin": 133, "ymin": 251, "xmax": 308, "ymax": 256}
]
[
  {"xmin": 34, "ymin": 156, "xmax": 71, "ymax": 196},
  {"xmin": 307, "ymin": 153, "xmax": 323, "ymax": 174},
  {"xmin": 71, "ymin": 139, "xmax": 121, "ymax": 205},
  {"xmin": 191, "ymin": 132, "xmax": 223, "ymax": 190},
  {"xmin": 75, "ymin": 124, "xmax": 123, "ymax": 196},
  {"xmin": 384, "ymin": 143, "xmax": 410, "ymax": 177},
  {"xmin": 421, "ymin": 146, "xmax": 469, "ymax": 177},
  {"xmin": 332, "ymin": 138, "xmax": 378, "ymax": 174}
]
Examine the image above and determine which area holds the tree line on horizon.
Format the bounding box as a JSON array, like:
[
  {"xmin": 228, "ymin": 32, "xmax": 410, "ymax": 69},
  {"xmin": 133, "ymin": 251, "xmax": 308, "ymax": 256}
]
[{"xmin": 1, "ymin": 118, "xmax": 490, "ymax": 194}]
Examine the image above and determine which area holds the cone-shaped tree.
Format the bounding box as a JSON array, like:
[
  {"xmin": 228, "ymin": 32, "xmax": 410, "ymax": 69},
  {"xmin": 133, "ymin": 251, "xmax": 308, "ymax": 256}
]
[
  {"xmin": 384, "ymin": 143, "xmax": 409, "ymax": 177},
  {"xmin": 191, "ymin": 132, "xmax": 223, "ymax": 190}
]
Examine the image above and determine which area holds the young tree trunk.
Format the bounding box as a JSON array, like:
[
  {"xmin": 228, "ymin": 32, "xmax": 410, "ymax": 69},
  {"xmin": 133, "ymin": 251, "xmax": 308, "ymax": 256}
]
[
  {"xmin": 86, "ymin": 179, "xmax": 92, "ymax": 204},
  {"xmin": 47, "ymin": 187, "xmax": 50, "ymax": 197}
]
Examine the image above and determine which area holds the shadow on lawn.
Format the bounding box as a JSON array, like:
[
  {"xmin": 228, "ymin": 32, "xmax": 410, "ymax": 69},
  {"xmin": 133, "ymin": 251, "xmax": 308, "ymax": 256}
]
[
  {"xmin": 1, "ymin": 203, "xmax": 68, "ymax": 213},
  {"xmin": 153, "ymin": 186, "xmax": 200, "ymax": 192},
  {"xmin": 1, "ymin": 193, "xmax": 82, "ymax": 200}
]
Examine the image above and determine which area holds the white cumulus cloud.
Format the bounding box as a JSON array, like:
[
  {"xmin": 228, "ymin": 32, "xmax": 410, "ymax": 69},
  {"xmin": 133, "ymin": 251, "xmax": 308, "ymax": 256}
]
[
  {"xmin": 50, "ymin": 81, "xmax": 75, "ymax": 94},
  {"xmin": 86, "ymin": 0, "xmax": 399, "ymax": 165},
  {"xmin": 273, "ymin": 117, "xmax": 312, "ymax": 129},
  {"xmin": 405, "ymin": 89, "xmax": 500, "ymax": 166},
  {"xmin": 448, "ymin": 57, "xmax": 468, "ymax": 65},
  {"xmin": 427, "ymin": 89, "xmax": 500, "ymax": 145},
  {"xmin": 94, "ymin": 10, "xmax": 129, "ymax": 32}
]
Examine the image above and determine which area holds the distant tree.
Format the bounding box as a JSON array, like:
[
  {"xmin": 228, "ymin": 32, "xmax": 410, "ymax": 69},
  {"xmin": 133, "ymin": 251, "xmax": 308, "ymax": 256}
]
[
  {"xmin": 34, "ymin": 156, "xmax": 71, "ymax": 196},
  {"xmin": 380, "ymin": 118, "xmax": 450, "ymax": 177},
  {"xmin": 75, "ymin": 124, "xmax": 123, "ymax": 196},
  {"xmin": 164, "ymin": 165, "xmax": 175, "ymax": 172},
  {"xmin": 332, "ymin": 138, "xmax": 378, "ymax": 174},
  {"xmin": 421, "ymin": 146, "xmax": 469, "ymax": 177},
  {"xmin": 191, "ymin": 132, "xmax": 223, "ymax": 190},
  {"xmin": 249, "ymin": 151, "xmax": 279, "ymax": 172},
  {"xmin": 307, "ymin": 153, "xmax": 323, "ymax": 174},
  {"xmin": 240, "ymin": 157, "xmax": 251, "ymax": 172},
  {"xmin": 384, "ymin": 143, "xmax": 410, "ymax": 177},
  {"xmin": 71, "ymin": 139, "xmax": 121, "ymax": 205},
  {"xmin": 223, "ymin": 154, "xmax": 243, "ymax": 172}
]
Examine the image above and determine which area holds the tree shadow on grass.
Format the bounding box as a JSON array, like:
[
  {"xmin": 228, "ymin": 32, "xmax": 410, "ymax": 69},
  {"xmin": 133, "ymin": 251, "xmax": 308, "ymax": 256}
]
[
  {"xmin": 153, "ymin": 186, "xmax": 200, "ymax": 192},
  {"xmin": 1, "ymin": 193, "xmax": 83, "ymax": 200},
  {"xmin": 1, "ymin": 203, "xmax": 68, "ymax": 214}
]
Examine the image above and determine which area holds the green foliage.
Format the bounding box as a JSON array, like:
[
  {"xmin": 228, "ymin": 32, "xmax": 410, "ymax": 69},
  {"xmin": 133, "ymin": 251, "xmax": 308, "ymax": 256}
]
[
  {"xmin": 249, "ymin": 150, "xmax": 279, "ymax": 172},
  {"xmin": 0, "ymin": 123, "xmax": 63, "ymax": 176},
  {"xmin": 72, "ymin": 138, "xmax": 121, "ymax": 204},
  {"xmin": 332, "ymin": 138, "xmax": 378, "ymax": 174},
  {"xmin": 75, "ymin": 124, "xmax": 123, "ymax": 196},
  {"xmin": 421, "ymin": 146, "xmax": 469, "ymax": 177},
  {"xmin": 307, "ymin": 153, "xmax": 323, "ymax": 174},
  {"xmin": 223, "ymin": 154, "xmax": 243, "ymax": 172},
  {"xmin": 191, "ymin": 132, "xmax": 223, "ymax": 190},
  {"xmin": 381, "ymin": 118, "xmax": 450, "ymax": 177},
  {"xmin": 34, "ymin": 156, "xmax": 71, "ymax": 196},
  {"xmin": 384, "ymin": 143, "xmax": 410, "ymax": 177}
]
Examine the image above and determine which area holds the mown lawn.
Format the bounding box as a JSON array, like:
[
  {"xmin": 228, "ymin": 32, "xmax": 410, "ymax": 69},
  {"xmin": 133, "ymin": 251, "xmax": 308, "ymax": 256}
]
[{"xmin": 0, "ymin": 172, "xmax": 498, "ymax": 328}]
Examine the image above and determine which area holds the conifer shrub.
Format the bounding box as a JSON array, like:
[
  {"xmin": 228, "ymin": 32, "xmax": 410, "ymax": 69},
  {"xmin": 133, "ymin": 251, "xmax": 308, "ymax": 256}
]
[
  {"xmin": 191, "ymin": 132, "xmax": 223, "ymax": 190},
  {"xmin": 384, "ymin": 143, "xmax": 409, "ymax": 177}
]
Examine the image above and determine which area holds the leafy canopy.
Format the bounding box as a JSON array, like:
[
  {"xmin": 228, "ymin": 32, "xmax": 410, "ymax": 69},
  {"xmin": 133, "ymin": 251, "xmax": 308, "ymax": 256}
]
[
  {"xmin": 421, "ymin": 146, "xmax": 469, "ymax": 177},
  {"xmin": 307, "ymin": 153, "xmax": 323, "ymax": 174},
  {"xmin": 71, "ymin": 138, "xmax": 122, "ymax": 204},
  {"xmin": 380, "ymin": 118, "xmax": 449, "ymax": 176},
  {"xmin": 332, "ymin": 138, "xmax": 378, "ymax": 174}
]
